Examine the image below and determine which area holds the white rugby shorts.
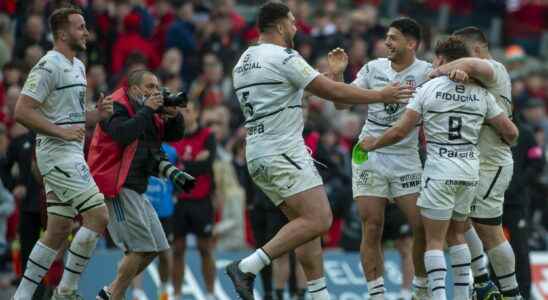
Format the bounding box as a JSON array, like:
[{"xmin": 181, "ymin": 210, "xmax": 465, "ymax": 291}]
[
  {"xmin": 352, "ymin": 151, "xmax": 422, "ymax": 200},
  {"xmin": 247, "ymin": 146, "xmax": 323, "ymax": 206}
]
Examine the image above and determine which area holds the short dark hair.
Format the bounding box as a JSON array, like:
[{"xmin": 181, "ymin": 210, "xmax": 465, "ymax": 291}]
[
  {"xmin": 257, "ymin": 1, "xmax": 290, "ymax": 33},
  {"xmin": 452, "ymin": 26, "xmax": 488, "ymax": 45},
  {"xmin": 49, "ymin": 6, "xmax": 83, "ymax": 39},
  {"xmin": 127, "ymin": 69, "xmax": 154, "ymax": 87},
  {"xmin": 389, "ymin": 17, "xmax": 422, "ymax": 43},
  {"xmin": 434, "ymin": 36, "xmax": 470, "ymax": 62}
]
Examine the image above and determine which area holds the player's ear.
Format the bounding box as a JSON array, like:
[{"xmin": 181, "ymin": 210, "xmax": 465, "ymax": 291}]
[
  {"xmin": 474, "ymin": 44, "xmax": 482, "ymax": 56},
  {"xmin": 276, "ymin": 23, "xmax": 283, "ymax": 35}
]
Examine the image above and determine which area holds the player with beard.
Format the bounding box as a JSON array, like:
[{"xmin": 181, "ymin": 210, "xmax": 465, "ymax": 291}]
[
  {"xmin": 226, "ymin": 2, "xmax": 413, "ymax": 300},
  {"xmin": 332, "ymin": 17, "xmax": 431, "ymax": 300},
  {"xmin": 13, "ymin": 7, "xmax": 113, "ymax": 300},
  {"xmin": 360, "ymin": 36, "xmax": 518, "ymax": 300},
  {"xmin": 429, "ymin": 26, "xmax": 523, "ymax": 300}
]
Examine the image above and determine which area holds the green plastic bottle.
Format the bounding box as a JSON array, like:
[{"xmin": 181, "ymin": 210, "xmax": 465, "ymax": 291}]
[{"xmin": 352, "ymin": 143, "xmax": 368, "ymax": 164}]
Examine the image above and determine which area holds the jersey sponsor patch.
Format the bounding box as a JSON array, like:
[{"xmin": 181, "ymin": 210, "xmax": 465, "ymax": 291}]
[
  {"xmin": 295, "ymin": 58, "xmax": 314, "ymax": 77},
  {"xmin": 384, "ymin": 103, "xmax": 400, "ymax": 115},
  {"xmin": 25, "ymin": 72, "xmax": 41, "ymax": 93}
]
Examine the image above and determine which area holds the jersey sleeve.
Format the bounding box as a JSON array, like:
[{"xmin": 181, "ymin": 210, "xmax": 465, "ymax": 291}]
[
  {"xmin": 407, "ymin": 85, "xmax": 426, "ymax": 115},
  {"xmin": 21, "ymin": 59, "xmax": 57, "ymax": 103},
  {"xmin": 484, "ymin": 60, "xmax": 505, "ymax": 89},
  {"xmin": 351, "ymin": 62, "xmax": 371, "ymax": 88},
  {"xmin": 485, "ymin": 93, "xmax": 503, "ymax": 119},
  {"xmin": 279, "ymin": 53, "xmax": 319, "ymax": 89}
]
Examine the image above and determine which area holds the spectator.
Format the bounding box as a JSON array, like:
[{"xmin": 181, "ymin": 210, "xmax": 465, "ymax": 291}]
[
  {"xmin": 111, "ymin": 12, "xmax": 160, "ymax": 75},
  {"xmin": 2, "ymin": 62, "xmax": 24, "ymax": 88},
  {"xmin": 150, "ymin": 0, "xmax": 176, "ymax": 54},
  {"xmin": 170, "ymin": 100, "xmax": 217, "ymax": 300},
  {"xmin": 215, "ymin": 0, "xmax": 245, "ymax": 33},
  {"xmin": 0, "ymin": 13, "xmax": 12, "ymax": 69},
  {"xmin": 521, "ymin": 98, "xmax": 548, "ymax": 149},
  {"xmin": 5, "ymin": 126, "xmax": 41, "ymax": 276},
  {"xmin": 504, "ymin": 120, "xmax": 544, "ymax": 299},
  {"xmin": 13, "ymin": 15, "xmax": 51, "ymax": 60},
  {"xmin": 22, "ymin": 44, "xmax": 44, "ymax": 71},
  {"xmin": 345, "ymin": 38, "xmax": 368, "ymax": 82},
  {"xmin": 86, "ymin": 64, "xmax": 108, "ymax": 105},
  {"xmin": 200, "ymin": 105, "xmax": 247, "ymax": 251},
  {"xmin": 159, "ymin": 47, "xmax": 183, "ymax": 77},
  {"xmin": 187, "ymin": 53, "xmax": 231, "ymax": 108},
  {"xmin": 201, "ymin": 12, "xmax": 242, "ymax": 72},
  {"xmin": 165, "ymin": 0, "xmax": 198, "ymax": 82}
]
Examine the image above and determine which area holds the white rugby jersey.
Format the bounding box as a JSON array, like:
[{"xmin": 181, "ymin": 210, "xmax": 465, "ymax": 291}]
[
  {"xmin": 478, "ymin": 59, "xmax": 513, "ymax": 167},
  {"xmin": 21, "ymin": 50, "xmax": 87, "ymax": 175},
  {"xmin": 232, "ymin": 43, "xmax": 319, "ymax": 161},
  {"xmin": 407, "ymin": 76, "xmax": 503, "ymax": 181},
  {"xmin": 353, "ymin": 58, "xmax": 432, "ymax": 154}
]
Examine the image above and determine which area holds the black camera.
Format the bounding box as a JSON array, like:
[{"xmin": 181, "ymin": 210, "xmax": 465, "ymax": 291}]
[{"xmin": 161, "ymin": 87, "xmax": 188, "ymax": 108}]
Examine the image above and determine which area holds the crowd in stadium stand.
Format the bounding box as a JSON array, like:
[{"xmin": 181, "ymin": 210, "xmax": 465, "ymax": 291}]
[{"xmin": 0, "ymin": 0, "xmax": 546, "ymax": 297}]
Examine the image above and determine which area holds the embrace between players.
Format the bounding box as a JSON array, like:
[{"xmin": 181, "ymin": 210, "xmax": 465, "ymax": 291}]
[{"xmin": 228, "ymin": 2, "xmax": 521, "ymax": 300}]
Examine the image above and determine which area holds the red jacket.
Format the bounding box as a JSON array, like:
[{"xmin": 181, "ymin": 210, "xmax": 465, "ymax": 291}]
[
  {"xmin": 111, "ymin": 33, "xmax": 160, "ymax": 75},
  {"xmin": 87, "ymin": 88, "xmax": 164, "ymax": 198},
  {"xmin": 171, "ymin": 127, "xmax": 214, "ymax": 200}
]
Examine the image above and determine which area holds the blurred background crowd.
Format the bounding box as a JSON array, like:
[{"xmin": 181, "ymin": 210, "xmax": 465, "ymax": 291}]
[{"xmin": 0, "ymin": 0, "xmax": 547, "ymax": 298}]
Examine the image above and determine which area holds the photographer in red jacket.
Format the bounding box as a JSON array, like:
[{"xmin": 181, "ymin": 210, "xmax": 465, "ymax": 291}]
[{"xmin": 88, "ymin": 69, "xmax": 194, "ymax": 300}]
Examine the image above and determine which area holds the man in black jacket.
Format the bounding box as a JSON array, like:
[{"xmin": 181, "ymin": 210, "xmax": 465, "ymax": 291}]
[
  {"xmin": 91, "ymin": 70, "xmax": 191, "ymax": 300},
  {"xmin": 504, "ymin": 121, "xmax": 544, "ymax": 299}
]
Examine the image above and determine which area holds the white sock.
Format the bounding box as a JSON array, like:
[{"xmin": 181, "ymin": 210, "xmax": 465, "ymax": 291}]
[
  {"xmin": 58, "ymin": 227, "xmax": 100, "ymax": 294},
  {"xmin": 464, "ymin": 227, "xmax": 490, "ymax": 284},
  {"xmin": 425, "ymin": 250, "xmax": 447, "ymax": 300},
  {"xmin": 238, "ymin": 248, "xmax": 271, "ymax": 275},
  {"xmin": 132, "ymin": 288, "xmax": 147, "ymax": 300},
  {"xmin": 412, "ymin": 276, "xmax": 428, "ymax": 294},
  {"xmin": 487, "ymin": 241, "xmax": 521, "ymax": 298},
  {"xmin": 367, "ymin": 277, "xmax": 385, "ymax": 299},
  {"xmin": 449, "ymin": 244, "xmax": 471, "ymax": 300},
  {"xmin": 14, "ymin": 241, "xmax": 58, "ymax": 300},
  {"xmin": 307, "ymin": 277, "xmax": 330, "ymax": 300},
  {"xmin": 206, "ymin": 292, "xmax": 216, "ymax": 300},
  {"xmin": 400, "ymin": 288, "xmax": 412, "ymax": 299}
]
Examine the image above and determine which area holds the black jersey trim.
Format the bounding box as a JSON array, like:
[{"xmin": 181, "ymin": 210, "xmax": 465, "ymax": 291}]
[
  {"xmin": 427, "ymin": 141, "xmax": 474, "ymax": 146},
  {"xmin": 482, "ymin": 166, "xmax": 503, "ymax": 199},
  {"xmin": 366, "ymin": 118, "xmax": 391, "ymax": 127},
  {"xmin": 54, "ymin": 121, "xmax": 86, "ymax": 125},
  {"xmin": 55, "ymin": 83, "xmax": 86, "ymax": 91},
  {"xmin": 427, "ymin": 110, "xmax": 484, "ymax": 117},
  {"xmin": 234, "ymin": 81, "xmax": 283, "ymax": 92}
]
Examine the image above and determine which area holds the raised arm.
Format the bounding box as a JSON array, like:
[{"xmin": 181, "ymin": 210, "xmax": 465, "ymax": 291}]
[
  {"xmin": 326, "ymin": 48, "xmax": 353, "ymax": 110},
  {"xmin": 360, "ymin": 108, "xmax": 421, "ymax": 151},
  {"xmin": 431, "ymin": 58, "xmax": 495, "ymax": 85}
]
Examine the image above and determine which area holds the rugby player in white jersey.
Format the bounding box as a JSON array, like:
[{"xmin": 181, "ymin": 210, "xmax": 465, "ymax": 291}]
[
  {"xmin": 331, "ymin": 17, "xmax": 431, "ymax": 300},
  {"xmin": 13, "ymin": 7, "xmax": 113, "ymax": 300},
  {"xmin": 429, "ymin": 27, "xmax": 523, "ymax": 300},
  {"xmin": 225, "ymin": 2, "xmax": 413, "ymax": 300},
  {"xmin": 361, "ymin": 37, "xmax": 518, "ymax": 300}
]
